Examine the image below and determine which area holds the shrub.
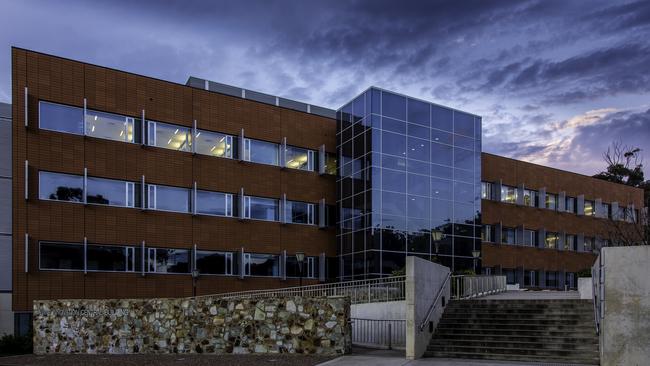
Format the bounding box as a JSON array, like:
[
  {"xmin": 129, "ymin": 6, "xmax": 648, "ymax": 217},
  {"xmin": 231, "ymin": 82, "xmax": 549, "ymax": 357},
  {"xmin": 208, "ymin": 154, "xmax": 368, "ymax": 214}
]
[{"xmin": 0, "ymin": 333, "xmax": 33, "ymax": 356}]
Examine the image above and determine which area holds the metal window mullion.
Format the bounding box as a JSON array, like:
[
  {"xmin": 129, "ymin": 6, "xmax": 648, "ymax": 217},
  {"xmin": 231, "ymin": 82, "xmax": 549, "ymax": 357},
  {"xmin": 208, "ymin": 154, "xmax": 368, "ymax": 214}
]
[
  {"xmin": 24, "ymin": 161, "xmax": 28, "ymax": 200},
  {"xmin": 24, "ymin": 234, "xmax": 29, "ymax": 273},
  {"xmin": 192, "ymin": 120, "xmax": 197, "ymax": 154},
  {"xmin": 318, "ymin": 145, "xmax": 325, "ymax": 174},
  {"xmin": 83, "ymin": 98, "xmax": 87, "ymax": 135},
  {"xmin": 193, "ymin": 244, "xmax": 197, "ymax": 273},
  {"xmin": 83, "ymin": 237, "xmax": 87, "ymax": 275},
  {"xmin": 240, "ymin": 247, "xmax": 245, "ymax": 279},
  {"xmin": 141, "ymin": 175, "xmax": 146, "ymax": 210},
  {"xmin": 280, "ymin": 137, "xmax": 287, "ymax": 168},
  {"xmin": 141, "ymin": 241, "xmax": 146, "ymax": 277},
  {"xmin": 141, "ymin": 110, "xmax": 146, "ymax": 146},
  {"xmin": 282, "ymin": 250, "xmax": 287, "ymax": 281},
  {"xmin": 24, "ymin": 87, "xmax": 28, "ymax": 127},
  {"xmin": 193, "ymin": 182, "xmax": 197, "ymax": 215},
  {"xmin": 83, "ymin": 168, "xmax": 88, "ymax": 204},
  {"xmin": 239, "ymin": 129, "xmax": 245, "ymax": 161}
]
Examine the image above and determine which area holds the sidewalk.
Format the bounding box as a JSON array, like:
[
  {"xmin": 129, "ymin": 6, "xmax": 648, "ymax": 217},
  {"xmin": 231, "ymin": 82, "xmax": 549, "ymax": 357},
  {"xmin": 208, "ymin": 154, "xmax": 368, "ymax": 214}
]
[{"xmin": 318, "ymin": 348, "xmax": 592, "ymax": 366}]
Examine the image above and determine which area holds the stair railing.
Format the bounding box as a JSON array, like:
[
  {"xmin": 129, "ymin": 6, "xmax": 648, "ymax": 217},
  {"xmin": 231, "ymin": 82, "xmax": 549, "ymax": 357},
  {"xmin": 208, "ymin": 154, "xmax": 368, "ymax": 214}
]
[{"xmin": 418, "ymin": 272, "xmax": 451, "ymax": 332}]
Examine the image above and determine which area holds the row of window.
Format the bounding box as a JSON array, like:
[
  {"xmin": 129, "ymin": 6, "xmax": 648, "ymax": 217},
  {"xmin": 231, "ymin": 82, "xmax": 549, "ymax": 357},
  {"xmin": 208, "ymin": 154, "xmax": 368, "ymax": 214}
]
[
  {"xmin": 483, "ymin": 225, "xmax": 600, "ymax": 252},
  {"xmin": 39, "ymin": 101, "xmax": 337, "ymax": 174},
  {"xmin": 491, "ymin": 268, "xmax": 577, "ymax": 288},
  {"xmin": 39, "ymin": 241, "xmax": 319, "ymax": 278},
  {"xmin": 482, "ymin": 182, "xmax": 637, "ymax": 221},
  {"xmin": 39, "ymin": 171, "xmax": 331, "ymax": 225}
]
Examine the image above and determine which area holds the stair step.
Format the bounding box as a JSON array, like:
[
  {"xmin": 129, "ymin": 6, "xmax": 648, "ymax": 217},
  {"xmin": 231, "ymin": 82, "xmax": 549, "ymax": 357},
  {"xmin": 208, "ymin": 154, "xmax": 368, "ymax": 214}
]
[
  {"xmin": 424, "ymin": 351, "xmax": 599, "ymax": 365},
  {"xmin": 431, "ymin": 333, "xmax": 598, "ymax": 344},
  {"xmin": 442, "ymin": 314, "xmax": 593, "ymax": 320},
  {"xmin": 434, "ymin": 327, "xmax": 596, "ymax": 336},
  {"xmin": 438, "ymin": 318, "xmax": 591, "ymax": 326},
  {"xmin": 425, "ymin": 344, "xmax": 599, "ymax": 357},
  {"xmin": 429, "ymin": 339, "xmax": 598, "ymax": 351}
]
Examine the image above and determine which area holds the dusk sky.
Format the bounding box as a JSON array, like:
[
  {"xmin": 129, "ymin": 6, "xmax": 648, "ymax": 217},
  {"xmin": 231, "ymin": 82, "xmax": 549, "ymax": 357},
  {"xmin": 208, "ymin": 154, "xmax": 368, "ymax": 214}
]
[{"xmin": 1, "ymin": 0, "xmax": 649, "ymax": 176}]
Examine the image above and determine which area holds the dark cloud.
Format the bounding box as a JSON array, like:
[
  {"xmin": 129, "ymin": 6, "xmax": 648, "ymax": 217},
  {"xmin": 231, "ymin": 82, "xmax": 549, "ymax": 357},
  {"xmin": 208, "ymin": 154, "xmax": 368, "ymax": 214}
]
[{"xmin": 0, "ymin": 0, "xmax": 648, "ymax": 174}]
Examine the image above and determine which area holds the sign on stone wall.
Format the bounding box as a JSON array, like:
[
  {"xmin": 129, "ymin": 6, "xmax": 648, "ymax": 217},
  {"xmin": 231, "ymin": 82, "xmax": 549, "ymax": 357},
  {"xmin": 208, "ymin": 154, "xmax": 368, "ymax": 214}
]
[{"xmin": 33, "ymin": 295, "xmax": 351, "ymax": 355}]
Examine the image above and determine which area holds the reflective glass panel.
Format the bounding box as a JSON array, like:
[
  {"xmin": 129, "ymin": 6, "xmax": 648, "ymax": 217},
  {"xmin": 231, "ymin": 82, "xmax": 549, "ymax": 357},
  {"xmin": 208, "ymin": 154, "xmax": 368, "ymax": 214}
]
[
  {"xmin": 285, "ymin": 146, "xmax": 313, "ymax": 171},
  {"xmin": 195, "ymin": 130, "xmax": 232, "ymax": 158},
  {"xmin": 286, "ymin": 201, "xmax": 314, "ymax": 224},
  {"xmin": 247, "ymin": 196, "xmax": 279, "ymax": 221},
  {"xmin": 196, "ymin": 250, "xmax": 233, "ymax": 275},
  {"xmin": 148, "ymin": 185, "xmax": 190, "ymax": 213},
  {"xmin": 87, "ymin": 245, "xmax": 128, "ymax": 271},
  {"xmin": 87, "ymin": 177, "xmax": 135, "ymax": 207},
  {"xmin": 247, "ymin": 254, "xmax": 279, "ymax": 277},
  {"xmin": 248, "ymin": 139, "xmax": 279, "ymax": 165},
  {"xmin": 196, "ymin": 190, "xmax": 232, "ymax": 216},
  {"xmin": 148, "ymin": 121, "xmax": 191, "ymax": 152},
  {"xmin": 39, "ymin": 101, "xmax": 84, "ymax": 135},
  {"xmin": 40, "ymin": 242, "xmax": 84, "ymax": 270},
  {"xmin": 39, "ymin": 171, "xmax": 84, "ymax": 202},
  {"xmin": 86, "ymin": 110, "xmax": 137, "ymax": 143},
  {"xmin": 151, "ymin": 248, "xmax": 189, "ymax": 273}
]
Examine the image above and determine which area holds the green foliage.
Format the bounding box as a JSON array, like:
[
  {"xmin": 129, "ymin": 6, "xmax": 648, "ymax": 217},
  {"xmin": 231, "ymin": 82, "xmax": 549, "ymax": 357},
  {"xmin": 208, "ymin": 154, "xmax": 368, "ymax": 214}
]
[
  {"xmin": 593, "ymin": 142, "xmax": 645, "ymax": 188},
  {"xmin": 0, "ymin": 332, "xmax": 33, "ymax": 355},
  {"xmin": 391, "ymin": 267, "xmax": 405, "ymax": 276}
]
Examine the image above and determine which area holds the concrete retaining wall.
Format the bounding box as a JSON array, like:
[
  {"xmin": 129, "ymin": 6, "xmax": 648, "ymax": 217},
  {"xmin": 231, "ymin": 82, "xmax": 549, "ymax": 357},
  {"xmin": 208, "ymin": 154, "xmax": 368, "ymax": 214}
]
[
  {"xmin": 598, "ymin": 246, "xmax": 650, "ymax": 366},
  {"xmin": 351, "ymin": 300, "xmax": 405, "ymax": 320},
  {"xmin": 578, "ymin": 277, "xmax": 592, "ymax": 300},
  {"xmin": 33, "ymin": 295, "xmax": 350, "ymax": 355},
  {"xmin": 405, "ymin": 256, "xmax": 450, "ymax": 359}
]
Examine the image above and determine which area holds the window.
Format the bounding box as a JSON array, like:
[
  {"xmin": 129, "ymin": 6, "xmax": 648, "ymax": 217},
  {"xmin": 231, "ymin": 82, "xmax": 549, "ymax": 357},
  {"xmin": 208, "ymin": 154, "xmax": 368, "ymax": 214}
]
[
  {"xmin": 148, "ymin": 248, "xmax": 190, "ymax": 273},
  {"xmin": 324, "ymin": 153, "xmax": 338, "ymax": 175},
  {"xmin": 583, "ymin": 237, "xmax": 594, "ymax": 252},
  {"xmin": 482, "ymin": 225, "xmax": 494, "ymax": 242},
  {"xmin": 500, "ymin": 185, "xmax": 517, "ymax": 204},
  {"xmin": 565, "ymin": 235, "xmax": 576, "ymax": 251},
  {"xmin": 285, "ymin": 146, "xmax": 314, "ymax": 171},
  {"xmin": 39, "ymin": 101, "xmax": 84, "ymax": 135},
  {"xmin": 147, "ymin": 121, "xmax": 191, "ymax": 152},
  {"xmin": 546, "ymin": 271, "xmax": 558, "ymax": 288},
  {"xmin": 244, "ymin": 253, "xmax": 279, "ymax": 277},
  {"xmin": 196, "ymin": 250, "xmax": 233, "ymax": 275},
  {"xmin": 545, "ymin": 193, "xmax": 557, "ymax": 210},
  {"xmin": 244, "ymin": 139, "xmax": 279, "ymax": 165},
  {"xmin": 196, "ymin": 190, "xmax": 233, "ymax": 217},
  {"xmin": 87, "ymin": 244, "xmax": 139, "ymax": 272},
  {"xmin": 602, "ymin": 203, "xmax": 611, "ymax": 219},
  {"xmin": 523, "ymin": 189, "xmax": 538, "ymax": 207},
  {"xmin": 286, "ymin": 256, "xmax": 318, "ymax": 278},
  {"xmin": 86, "ymin": 109, "xmax": 139, "ymax": 143},
  {"xmin": 565, "ymin": 196, "xmax": 576, "ymax": 213},
  {"xmin": 501, "ymin": 227, "xmax": 515, "ymax": 244},
  {"xmin": 39, "ymin": 242, "xmax": 84, "ymax": 270},
  {"xmin": 545, "ymin": 232, "xmax": 559, "ymax": 249},
  {"xmin": 524, "ymin": 230, "xmax": 538, "ymax": 247},
  {"xmin": 481, "ymin": 182, "xmax": 493, "ymax": 200},
  {"xmin": 39, "ymin": 171, "xmax": 84, "ymax": 202},
  {"xmin": 244, "ymin": 196, "xmax": 279, "ymax": 221},
  {"xmin": 584, "ymin": 200, "xmax": 595, "ymax": 216},
  {"xmin": 147, "ymin": 184, "xmax": 191, "ymax": 213},
  {"xmin": 525, "ymin": 270, "xmax": 538, "ymax": 287},
  {"xmin": 87, "ymin": 177, "xmax": 138, "ymax": 207},
  {"xmin": 195, "ymin": 130, "xmax": 233, "ymax": 158},
  {"xmin": 285, "ymin": 201, "xmax": 314, "ymax": 225}
]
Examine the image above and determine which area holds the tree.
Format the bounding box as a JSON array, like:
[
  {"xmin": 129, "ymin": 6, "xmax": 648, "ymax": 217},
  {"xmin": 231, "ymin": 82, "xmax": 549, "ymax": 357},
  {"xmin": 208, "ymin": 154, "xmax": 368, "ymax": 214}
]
[
  {"xmin": 592, "ymin": 141, "xmax": 645, "ymax": 187},
  {"xmin": 594, "ymin": 141, "xmax": 649, "ymax": 246}
]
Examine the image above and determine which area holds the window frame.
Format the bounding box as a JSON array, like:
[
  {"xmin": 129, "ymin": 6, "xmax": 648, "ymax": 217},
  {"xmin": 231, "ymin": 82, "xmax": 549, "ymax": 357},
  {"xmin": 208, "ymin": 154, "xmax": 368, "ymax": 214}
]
[
  {"xmin": 147, "ymin": 184, "xmax": 191, "ymax": 213},
  {"xmin": 38, "ymin": 101, "xmax": 84, "ymax": 136},
  {"xmin": 38, "ymin": 171, "xmax": 85, "ymax": 204},
  {"xmin": 86, "ymin": 176, "xmax": 137, "ymax": 208},
  {"xmin": 38, "ymin": 241, "xmax": 85, "ymax": 272}
]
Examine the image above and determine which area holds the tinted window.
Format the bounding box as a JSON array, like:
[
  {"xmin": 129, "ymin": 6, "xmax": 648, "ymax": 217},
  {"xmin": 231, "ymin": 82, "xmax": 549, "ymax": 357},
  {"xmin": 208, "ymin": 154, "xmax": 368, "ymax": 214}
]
[
  {"xmin": 196, "ymin": 251, "xmax": 232, "ymax": 275},
  {"xmin": 87, "ymin": 177, "xmax": 135, "ymax": 207},
  {"xmin": 87, "ymin": 245, "xmax": 128, "ymax": 271},
  {"xmin": 248, "ymin": 139, "xmax": 279, "ymax": 165},
  {"xmin": 150, "ymin": 248, "xmax": 189, "ymax": 273},
  {"xmin": 148, "ymin": 185, "xmax": 190, "ymax": 213},
  {"xmin": 247, "ymin": 254, "xmax": 279, "ymax": 276},
  {"xmin": 39, "ymin": 171, "xmax": 83, "ymax": 202},
  {"xmin": 431, "ymin": 178, "xmax": 452, "ymax": 200},
  {"xmin": 430, "ymin": 143, "xmax": 453, "ymax": 166},
  {"xmin": 286, "ymin": 201, "xmax": 313, "ymax": 224},
  {"xmin": 247, "ymin": 196, "xmax": 278, "ymax": 221},
  {"xmin": 431, "ymin": 105, "xmax": 453, "ymax": 132},
  {"xmin": 86, "ymin": 109, "xmax": 138, "ymax": 143},
  {"xmin": 148, "ymin": 121, "xmax": 191, "ymax": 152},
  {"xmin": 454, "ymin": 148, "xmax": 473, "ymax": 170},
  {"xmin": 382, "ymin": 132, "xmax": 406, "ymax": 157},
  {"xmin": 196, "ymin": 190, "xmax": 232, "ymax": 216},
  {"xmin": 407, "ymin": 98, "xmax": 429, "ymax": 126},
  {"xmin": 407, "ymin": 137, "xmax": 429, "ymax": 161},
  {"xmin": 195, "ymin": 130, "xmax": 232, "ymax": 158},
  {"xmin": 39, "ymin": 101, "xmax": 84, "ymax": 134},
  {"xmin": 382, "ymin": 169, "xmax": 406, "ymax": 192},
  {"xmin": 382, "ymin": 92, "xmax": 406, "ymax": 120},
  {"xmin": 407, "ymin": 173, "xmax": 429, "ymax": 196},
  {"xmin": 285, "ymin": 146, "xmax": 313, "ymax": 171},
  {"xmin": 40, "ymin": 242, "xmax": 84, "ymax": 270},
  {"xmin": 454, "ymin": 111, "xmax": 474, "ymax": 137}
]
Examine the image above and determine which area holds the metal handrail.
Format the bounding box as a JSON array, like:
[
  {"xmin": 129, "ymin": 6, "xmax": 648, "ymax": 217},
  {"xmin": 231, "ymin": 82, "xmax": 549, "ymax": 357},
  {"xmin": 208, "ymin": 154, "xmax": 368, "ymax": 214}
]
[
  {"xmin": 418, "ymin": 272, "xmax": 451, "ymax": 331},
  {"xmin": 210, "ymin": 275, "xmax": 406, "ymax": 304}
]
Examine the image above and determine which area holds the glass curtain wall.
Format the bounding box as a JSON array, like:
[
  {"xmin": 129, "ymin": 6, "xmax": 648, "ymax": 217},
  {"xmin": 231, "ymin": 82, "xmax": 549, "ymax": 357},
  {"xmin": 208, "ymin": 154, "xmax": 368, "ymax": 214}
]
[{"xmin": 336, "ymin": 88, "xmax": 481, "ymax": 279}]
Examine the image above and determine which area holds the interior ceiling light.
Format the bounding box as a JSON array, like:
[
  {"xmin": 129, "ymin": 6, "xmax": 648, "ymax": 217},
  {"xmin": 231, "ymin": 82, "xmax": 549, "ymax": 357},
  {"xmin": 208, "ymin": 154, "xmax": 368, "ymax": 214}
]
[
  {"xmin": 94, "ymin": 115, "xmax": 98, "ymax": 121},
  {"xmin": 91, "ymin": 125, "xmax": 95, "ymax": 132},
  {"xmin": 167, "ymin": 138, "xmax": 172, "ymax": 145},
  {"xmin": 174, "ymin": 129, "xmax": 179, "ymax": 134}
]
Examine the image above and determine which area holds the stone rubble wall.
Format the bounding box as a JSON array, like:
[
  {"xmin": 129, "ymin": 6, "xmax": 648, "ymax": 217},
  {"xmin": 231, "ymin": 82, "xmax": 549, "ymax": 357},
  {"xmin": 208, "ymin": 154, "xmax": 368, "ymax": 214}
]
[{"xmin": 33, "ymin": 295, "xmax": 351, "ymax": 355}]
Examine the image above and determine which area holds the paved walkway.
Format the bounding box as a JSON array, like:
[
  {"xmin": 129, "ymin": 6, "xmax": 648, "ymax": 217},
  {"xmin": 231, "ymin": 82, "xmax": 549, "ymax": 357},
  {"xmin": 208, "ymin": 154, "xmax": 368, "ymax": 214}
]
[
  {"xmin": 480, "ymin": 290, "xmax": 580, "ymax": 300},
  {"xmin": 318, "ymin": 349, "xmax": 591, "ymax": 366}
]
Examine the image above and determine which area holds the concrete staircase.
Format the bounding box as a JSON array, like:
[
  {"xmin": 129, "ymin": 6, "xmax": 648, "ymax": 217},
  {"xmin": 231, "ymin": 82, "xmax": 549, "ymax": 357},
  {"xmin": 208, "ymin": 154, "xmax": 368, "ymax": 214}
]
[{"xmin": 425, "ymin": 299, "xmax": 599, "ymax": 364}]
